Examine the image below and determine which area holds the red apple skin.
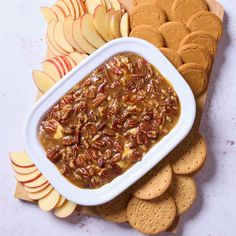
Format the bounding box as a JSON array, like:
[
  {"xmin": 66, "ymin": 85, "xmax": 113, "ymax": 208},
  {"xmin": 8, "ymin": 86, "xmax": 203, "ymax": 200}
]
[{"xmin": 44, "ymin": 58, "xmax": 63, "ymax": 78}]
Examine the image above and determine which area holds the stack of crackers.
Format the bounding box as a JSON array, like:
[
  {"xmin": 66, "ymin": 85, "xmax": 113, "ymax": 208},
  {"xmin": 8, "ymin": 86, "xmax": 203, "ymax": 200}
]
[{"xmin": 11, "ymin": 0, "xmax": 224, "ymax": 234}]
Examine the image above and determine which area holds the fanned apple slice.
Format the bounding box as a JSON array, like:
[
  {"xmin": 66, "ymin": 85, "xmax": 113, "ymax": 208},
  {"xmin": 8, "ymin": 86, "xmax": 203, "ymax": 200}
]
[
  {"xmin": 42, "ymin": 58, "xmax": 63, "ymax": 81},
  {"xmin": 120, "ymin": 12, "xmax": 129, "ymax": 37},
  {"xmin": 48, "ymin": 20, "xmax": 67, "ymax": 55},
  {"xmin": 53, "ymin": 57, "xmax": 67, "ymax": 75},
  {"xmin": 27, "ymin": 185, "xmax": 54, "ymax": 200},
  {"xmin": 69, "ymin": 52, "xmax": 88, "ymax": 64},
  {"xmin": 73, "ymin": 18, "xmax": 96, "ymax": 54},
  {"xmin": 118, "ymin": 0, "xmax": 133, "ymax": 13},
  {"xmin": 110, "ymin": 10, "xmax": 122, "ymax": 38},
  {"xmin": 85, "ymin": 0, "xmax": 102, "ymax": 15},
  {"xmin": 81, "ymin": 13, "xmax": 106, "ymax": 48},
  {"xmin": 38, "ymin": 189, "xmax": 60, "ymax": 211},
  {"xmin": 78, "ymin": 0, "xmax": 87, "ymax": 15},
  {"xmin": 46, "ymin": 38, "xmax": 63, "ymax": 57},
  {"xmin": 60, "ymin": 56, "xmax": 73, "ymax": 72},
  {"xmin": 9, "ymin": 152, "xmax": 34, "ymax": 168},
  {"xmin": 16, "ymin": 170, "xmax": 41, "ymax": 183},
  {"xmin": 11, "ymin": 162, "xmax": 37, "ymax": 175},
  {"xmin": 54, "ymin": 21, "xmax": 74, "ymax": 53},
  {"xmin": 24, "ymin": 175, "xmax": 48, "ymax": 188},
  {"xmin": 41, "ymin": 7, "xmax": 58, "ymax": 23},
  {"xmin": 71, "ymin": 0, "xmax": 80, "ymax": 18},
  {"xmin": 104, "ymin": 0, "xmax": 112, "ymax": 10},
  {"xmin": 51, "ymin": 5, "xmax": 66, "ymax": 21},
  {"xmin": 66, "ymin": 55, "xmax": 77, "ymax": 68},
  {"xmin": 56, "ymin": 0, "xmax": 70, "ymax": 16},
  {"xmin": 33, "ymin": 70, "xmax": 56, "ymax": 93},
  {"xmin": 24, "ymin": 182, "xmax": 49, "ymax": 193},
  {"xmin": 110, "ymin": 0, "xmax": 121, "ymax": 10},
  {"xmin": 105, "ymin": 9, "xmax": 115, "ymax": 40},
  {"xmin": 93, "ymin": 5, "xmax": 109, "ymax": 41},
  {"xmin": 55, "ymin": 196, "xmax": 66, "ymax": 208},
  {"xmin": 64, "ymin": 16, "xmax": 85, "ymax": 52},
  {"xmin": 54, "ymin": 200, "xmax": 77, "ymax": 218},
  {"xmin": 62, "ymin": 0, "xmax": 76, "ymax": 19}
]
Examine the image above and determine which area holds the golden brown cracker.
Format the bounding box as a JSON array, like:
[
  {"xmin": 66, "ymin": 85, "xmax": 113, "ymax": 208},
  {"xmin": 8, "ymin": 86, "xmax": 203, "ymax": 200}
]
[
  {"xmin": 130, "ymin": 25, "xmax": 165, "ymax": 48},
  {"xmin": 172, "ymin": 0, "xmax": 208, "ymax": 23},
  {"xmin": 180, "ymin": 31, "xmax": 217, "ymax": 55},
  {"xmin": 160, "ymin": 47, "xmax": 183, "ymax": 68},
  {"xmin": 169, "ymin": 175, "xmax": 196, "ymax": 215},
  {"xmin": 178, "ymin": 63, "xmax": 208, "ymax": 96},
  {"xmin": 130, "ymin": 160, "xmax": 172, "ymax": 200},
  {"xmin": 187, "ymin": 11, "xmax": 223, "ymax": 40},
  {"xmin": 159, "ymin": 22, "xmax": 190, "ymax": 50},
  {"xmin": 130, "ymin": 3, "xmax": 167, "ymax": 29},
  {"xmin": 170, "ymin": 130, "xmax": 207, "ymax": 174},
  {"xmin": 156, "ymin": 0, "xmax": 175, "ymax": 20},
  {"xmin": 96, "ymin": 191, "xmax": 130, "ymax": 223},
  {"xmin": 127, "ymin": 194, "xmax": 176, "ymax": 234},
  {"xmin": 178, "ymin": 44, "xmax": 212, "ymax": 71},
  {"xmin": 167, "ymin": 215, "xmax": 180, "ymax": 233}
]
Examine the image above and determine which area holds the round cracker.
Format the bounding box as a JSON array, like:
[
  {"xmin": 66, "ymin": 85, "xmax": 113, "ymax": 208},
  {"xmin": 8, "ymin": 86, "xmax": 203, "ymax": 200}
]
[
  {"xmin": 169, "ymin": 175, "xmax": 196, "ymax": 215},
  {"xmin": 170, "ymin": 130, "xmax": 207, "ymax": 174},
  {"xmin": 178, "ymin": 44, "xmax": 212, "ymax": 71},
  {"xmin": 187, "ymin": 11, "xmax": 223, "ymax": 40},
  {"xmin": 160, "ymin": 47, "xmax": 183, "ymax": 68},
  {"xmin": 159, "ymin": 22, "xmax": 190, "ymax": 50},
  {"xmin": 130, "ymin": 25, "xmax": 165, "ymax": 48},
  {"xmin": 130, "ymin": 160, "xmax": 172, "ymax": 200},
  {"xmin": 155, "ymin": 0, "xmax": 175, "ymax": 20},
  {"xmin": 130, "ymin": 3, "xmax": 167, "ymax": 29},
  {"xmin": 172, "ymin": 0, "xmax": 208, "ymax": 23},
  {"xmin": 180, "ymin": 31, "xmax": 217, "ymax": 55},
  {"xmin": 96, "ymin": 191, "xmax": 130, "ymax": 223},
  {"xmin": 127, "ymin": 194, "xmax": 176, "ymax": 234},
  {"xmin": 178, "ymin": 63, "xmax": 208, "ymax": 96}
]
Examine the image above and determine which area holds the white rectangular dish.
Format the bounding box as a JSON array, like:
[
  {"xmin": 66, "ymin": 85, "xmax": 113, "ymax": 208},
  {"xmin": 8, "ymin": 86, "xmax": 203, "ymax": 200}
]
[{"xmin": 24, "ymin": 38, "xmax": 196, "ymax": 206}]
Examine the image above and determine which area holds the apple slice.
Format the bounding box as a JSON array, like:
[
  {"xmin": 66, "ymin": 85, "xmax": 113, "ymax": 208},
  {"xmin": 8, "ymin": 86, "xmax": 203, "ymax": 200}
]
[
  {"xmin": 73, "ymin": 18, "xmax": 96, "ymax": 54},
  {"xmin": 62, "ymin": 0, "xmax": 76, "ymax": 19},
  {"xmin": 54, "ymin": 57, "xmax": 67, "ymax": 75},
  {"xmin": 120, "ymin": 12, "xmax": 129, "ymax": 37},
  {"xmin": 69, "ymin": 52, "xmax": 88, "ymax": 64},
  {"xmin": 9, "ymin": 152, "xmax": 34, "ymax": 168},
  {"xmin": 63, "ymin": 16, "xmax": 85, "ymax": 52},
  {"xmin": 24, "ymin": 175, "xmax": 48, "ymax": 188},
  {"xmin": 105, "ymin": 9, "xmax": 115, "ymax": 40},
  {"xmin": 11, "ymin": 162, "xmax": 37, "ymax": 175},
  {"xmin": 48, "ymin": 20, "xmax": 67, "ymax": 55},
  {"xmin": 16, "ymin": 170, "xmax": 41, "ymax": 183},
  {"xmin": 118, "ymin": 0, "xmax": 133, "ymax": 13},
  {"xmin": 33, "ymin": 70, "xmax": 56, "ymax": 93},
  {"xmin": 54, "ymin": 200, "xmax": 77, "ymax": 218},
  {"xmin": 55, "ymin": 196, "xmax": 66, "ymax": 208},
  {"xmin": 24, "ymin": 182, "xmax": 49, "ymax": 193},
  {"xmin": 110, "ymin": 10, "xmax": 122, "ymax": 38},
  {"xmin": 110, "ymin": 0, "xmax": 121, "ymax": 10},
  {"xmin": 56, "ymin": 0, "xmax": 70, "ymax": 16},
  {"xmin": 71, "ymin": 0, "xmax": 80, "ymax": 18},
  {"xmin": 54, "ymin": 21, "xmax": 74, "ymax": 53},
  {"xmin": 66, "ymin": 55, "xmax": 77, "ymax": 68},
  {"xmin": 85, "ymin": 0, "xmax": 102, "ymax": 15},
  {"xmin": 81, "ymin": 13, "xmax": 106, "ymax": 48},
  {"xmin": 46, "ymin": 38, "xmax": 63, "ymax": 57},
  {"xmin": 93, "ymin": 5, "xmax": 109, "ymax": 41},
  {"xmin": 38, "ymin": 189, "xmax": 60, "ymax": 211},
  {"xmin": 104, "ymin": 0, "xmax": 112, "ymax": 10},
  {"xmin": 42, "ymin": 59, "xmax": 63, "ymax": 81},
  {"xmin": 60, "ymin": 56, "xmax": 73, "ymax": 72},
  {"xmin": 41, "ymin": 7, "xmax": 58, "ymax": 23},
  {"xmin": 27, "ymin": 185, "xmax": 54, "ymax": 200},
  {"xmin": 78, "ymin": 0, "xmax": 87, "ymax": 15},
  {"xmin": 51, "ymin": 5, "xmax": 66, "ymax": 21}
]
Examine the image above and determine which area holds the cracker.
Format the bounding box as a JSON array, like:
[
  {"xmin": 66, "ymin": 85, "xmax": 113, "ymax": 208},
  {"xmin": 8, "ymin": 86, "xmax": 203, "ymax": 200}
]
[
  {"xmin": 130, "ymin": 3, "xmax": 167, "ymax": 29},
  {"xmin": 169, "ymin": 130, "xmax": 207, "ymax": 174},
  {"xmin": 156, "ymin": 0, "xmax": 175, "ymax": 20},
  {"xmin": 130, "ymin": 160, "xmax": 172, "ymax": 200},
  {"xmin": 180, "ymin": 31, "xmax": 217, "ymax": 55},
  {"xmin": 172, "ymin": 0, "xmax": 208, "ymax": 23},
  {"xmin": 160, "ymin": 47, "xmax": 183, "ymax": 68},
  {"xmin": 178, "ymin": 44, "xmax": 212, "ymax": 71},
  {"xmin": 169, "ymin": 175, "xmax": 196, "ymax": 215},
  {"xmin": 96, "ymin": 191, "xmax": 130, "ymax": 223},
  {"xmin": 187, "ymin": 11, "xmax": 223, "ymax": 40},
  {"xmin": 159, "ymin": 22, "xmax": 190, "ymax": 50},
  {"xmin": 127, "ymin": 193, "xmax": 176, "ymax": 234},
  {"xmin": 130, "ymin": 25, "xmax": 165, "ymax": 48},
  {"xmin": 178, "ymin": 63, "xmax": 208, "ymax": 96}
]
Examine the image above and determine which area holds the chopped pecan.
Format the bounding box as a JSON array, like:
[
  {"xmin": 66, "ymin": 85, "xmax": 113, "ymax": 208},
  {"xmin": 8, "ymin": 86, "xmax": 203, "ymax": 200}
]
[
  {"xmin": 42, "ymin": 119, "xmax": 58, "ymax": 134},
  {"xmin": 47, "ymin": 146, "xmax": 61, "ymax": 163},
  {"xmin": 62, "ymin": 135, "xmax": 75, "ymax": 146},
  {"xmin": 92, "ymin": 93, "xmax": 107, "ymax": 107}
]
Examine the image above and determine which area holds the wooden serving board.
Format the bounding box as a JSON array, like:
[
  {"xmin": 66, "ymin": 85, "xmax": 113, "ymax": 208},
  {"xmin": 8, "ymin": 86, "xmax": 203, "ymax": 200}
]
[{"xmin": 14, "ymin": 0, "xmax": 224, "ymax": 230}]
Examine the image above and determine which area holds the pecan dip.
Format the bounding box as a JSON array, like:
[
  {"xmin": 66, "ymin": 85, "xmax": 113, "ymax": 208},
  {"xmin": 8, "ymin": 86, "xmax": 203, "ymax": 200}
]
[{"xmin": 39, "ymin": 53, "xmax": 180, "ymax": 189}]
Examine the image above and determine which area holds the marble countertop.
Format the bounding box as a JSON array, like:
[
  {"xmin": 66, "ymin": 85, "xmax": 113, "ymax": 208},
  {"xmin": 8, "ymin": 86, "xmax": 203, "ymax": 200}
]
[{"xmin": 0, "ymin": 0, "xmax": 235, "ymax": 235}]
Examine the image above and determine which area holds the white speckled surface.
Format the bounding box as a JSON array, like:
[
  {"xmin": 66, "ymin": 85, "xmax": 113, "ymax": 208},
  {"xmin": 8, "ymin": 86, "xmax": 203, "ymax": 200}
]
[{"xmin": 0, "ymin": 0, "xmax": 236, "ymax": 235}]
